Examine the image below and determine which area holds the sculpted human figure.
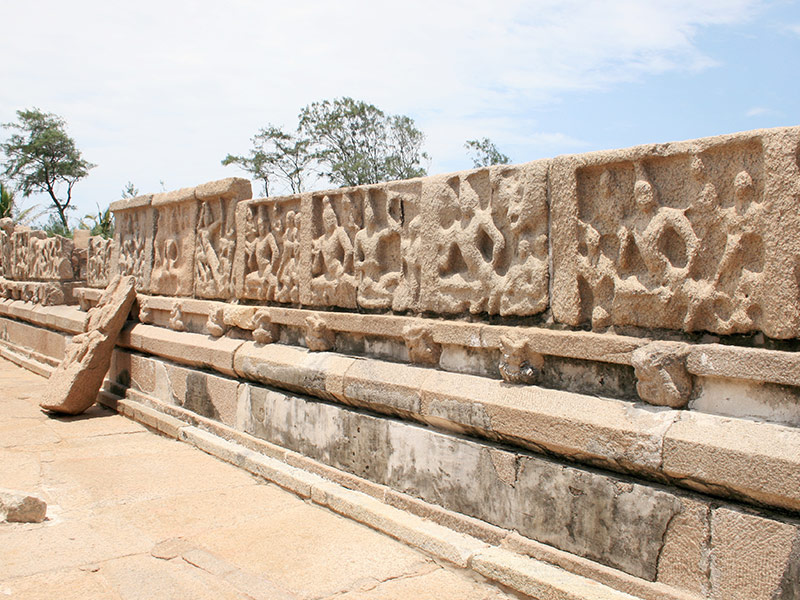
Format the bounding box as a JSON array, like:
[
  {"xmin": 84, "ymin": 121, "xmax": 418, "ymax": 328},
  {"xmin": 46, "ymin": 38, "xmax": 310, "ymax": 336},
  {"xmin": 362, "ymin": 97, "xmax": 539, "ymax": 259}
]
[
  {"xmin": 439, "ymin": 192, "xmax": 505, "ymax": 313},
  {"xmin": 354, "ymin": 201, "xmax": 400, "ymax": 309},
  {"xmin": 276, "ymin": 210, "xmax": 299, "ymax": 303},
  {"xmin": 196, "ymin": 200, "xmax": 223, "ymax": 290},
  {"xmin": 394, "ymin": 207, "xmax": 424, "ymax": 311},
  {"xmin": 500, "ymin": 239, "xmax": 548, "ymax": 316},
  {"xmin": 311, "ymin": 198, "xmax": 354, "ymax": 304}
]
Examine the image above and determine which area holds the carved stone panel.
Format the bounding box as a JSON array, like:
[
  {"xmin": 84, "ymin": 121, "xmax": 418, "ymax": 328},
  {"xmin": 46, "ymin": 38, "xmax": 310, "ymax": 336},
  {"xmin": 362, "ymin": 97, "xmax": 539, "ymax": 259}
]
[
  {"xmin": 151, "ymin": 188, "xmax": 197, "ymax": 297},
  {"xmin": 10, "ymin": 229, "xmax": 33, "ymax": 280},
  {"xmin": 110, "ymin": 194, "xmax": 155, "ymax": 292},
  {"xmin": 233, "ymin": 196, "xmax": 302, "ymax": 303},
  {"xmin": 87, "ymin": 236, "xmax": 114, "ymax": 288},
  {"xmin": 551, "ymin": 128, "xmax": 800, "ymax": 338},
  {"xmin": 308, "ymin": 191, "xmax": 361, "ymax": 308},
  {"xmin": 194, "ymin": 177, "xmax": 251, "ymax": 300},
  {"xmin": 29, "ymin": 235, "xmax": 74, "ymax": 280},
  {"xmin": 423, "ymin": 163, "xmax": 549, "ymax": 316}
]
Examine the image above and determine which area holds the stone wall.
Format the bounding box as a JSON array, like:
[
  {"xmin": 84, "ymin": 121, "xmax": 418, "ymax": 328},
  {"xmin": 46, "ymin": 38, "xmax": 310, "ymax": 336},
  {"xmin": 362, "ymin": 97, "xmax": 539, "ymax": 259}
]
[
  {"xmin": 2, "ymin": 126, "xmax": 800, "ymax": 600},
  {"xmin": 86, "ymin": 127, "xmax": 800, "ymax": 337}
]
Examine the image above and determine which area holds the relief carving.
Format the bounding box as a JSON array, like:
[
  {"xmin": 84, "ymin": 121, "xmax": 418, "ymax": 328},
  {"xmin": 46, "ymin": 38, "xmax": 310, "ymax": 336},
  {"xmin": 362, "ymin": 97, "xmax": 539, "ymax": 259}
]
[
  {"xmin": 138, "ymin": 298, "xmax": 154, "ymax": 324},
  {"xmin": 304, "ymin": 314, "xmax": 334, "ymax": 351},
  {"xmin": 112, "ymin": 200, "xmax": 154, "ymax": 292},
  {"xmin": 195, "ymin": 198, "xmax": 237, "ymax": 299},
  {"xmin": 168, "ymin": 303, "xmax": 186, "ymax": 332},
  {"xmin": 310, "ymin": 194, "xmax": 358, "ymax": 308},
  {"xmin": 552, "ymin": 134, "xmax": 795, "ymax": 337},
  {"xmin": 631, "ymin": 342, "xmax": 692, "ymax": 408},
  {"xmin": 354, "ymin": 189, "xmax": 402, "ymax": 310},
  {"xmin": 498, "ymin": 334, "xmax": 544, "ymax": 385},
  {"xmin": 206, "ymin": 306, "xmax": 228, "ymax": 337},
  {"xmin": 152, "ymin": 201, "xmax": 197, "ymax": 296},
  {"xmin": 402, "ymin": 324, "xmax": 441, "ymax": 366},
  {"xmin": 252, "ymin": 309, "xmax": 279, "ymax": 344},
  {"xmin": 429, "ymin": 166, "xmax": 549, "ymax": 316},
  {"xmin": 234, "ymin": 199, "xmax": 300, "ymax": 303},
  {"xmin": 87, "ymin": 237, "xmax": 114, "ymax": 288}
]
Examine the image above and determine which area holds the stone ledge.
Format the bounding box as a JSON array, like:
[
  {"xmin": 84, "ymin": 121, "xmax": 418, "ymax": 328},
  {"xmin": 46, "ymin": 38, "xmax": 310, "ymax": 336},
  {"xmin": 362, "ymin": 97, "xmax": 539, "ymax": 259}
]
[
  {"xmin": 2, "ymin": 309, "xmax": 798, "ymax": 515},
  {"xmin": 96, "ymin": 389, "xmax": 648, "ymax": 600}
]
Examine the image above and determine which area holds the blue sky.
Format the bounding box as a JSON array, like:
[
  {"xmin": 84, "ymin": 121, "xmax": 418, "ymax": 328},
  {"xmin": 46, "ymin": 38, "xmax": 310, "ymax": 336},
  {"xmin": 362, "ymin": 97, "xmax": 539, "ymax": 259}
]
[{"xmin": 0, "ymin": 0, "xmax": 798, "ymax": 223}]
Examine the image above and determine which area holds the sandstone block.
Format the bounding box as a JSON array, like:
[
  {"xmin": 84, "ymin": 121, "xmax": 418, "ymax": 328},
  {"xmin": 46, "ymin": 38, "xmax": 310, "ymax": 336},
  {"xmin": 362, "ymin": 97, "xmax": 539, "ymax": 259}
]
[
  {"xmin": 40, "ymin": 276, "xmax": 137, "ymax": 415},
  {"xmin": 662, "ymin": 411, "xmax": 800, "ymax": 511},
  {"xmin": 0, "ymin": 488, "xmax": 47, "ymax": 523},
  {"xmin": 551, "ymin": 127, "xmax": 800, "ymax": 338},
  {"xmin": 709, "ymin": 508, "xmax": 799, "ymax": 600},
  {"xmin": 110, "ymin": 194, "xmax": 155, "ymax": 292}
]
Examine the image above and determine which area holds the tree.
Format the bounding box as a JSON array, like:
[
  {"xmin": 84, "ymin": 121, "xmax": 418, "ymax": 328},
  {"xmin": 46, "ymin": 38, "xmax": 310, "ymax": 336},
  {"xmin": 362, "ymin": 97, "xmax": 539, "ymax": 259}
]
[
  {"xmin": 1, "ymin": 108, "xmax": 95, "ymax": 230},
  {"xmin": 121, "ymin": 181, "xmax": 139, "ymax": 199},
  {"xmin": 465, "ymin": 137, "xmax": 510, "ymax": 168},
  {"xmin": 298, "ymin": 97, "xmax": 428, "ymax": 186},
  {"xmin": 222, "ymin": 125, "xmax": 312, "ymax": 196}
]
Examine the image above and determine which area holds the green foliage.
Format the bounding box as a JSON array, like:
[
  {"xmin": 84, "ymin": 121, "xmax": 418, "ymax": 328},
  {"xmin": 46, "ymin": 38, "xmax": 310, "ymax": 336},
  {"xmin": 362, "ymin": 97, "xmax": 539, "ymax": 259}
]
[
  {"xmin": 1, "ymin": 108, "xmax": 95, "ymax": 229},
  {"xmin": 80, "ymin": 204, "xmax": 114, "ymax": 239},
  {"xmin": 299, "ymin": 98, "xmax": 428, "ymax": 186},
  {"xmin": 222, "ymin": 125, "xmax": 312, "ymax": 196},
  {"xmin": 465, "ymin": 137, "xmax": 510, "ymax": 168},
  {"xmin": 121, "ymin": 181, "xmax": 139, "ymax": 199},
  {"xmin": 0, "ymin": 180, "xmax": 14, "ymax": 218},
  {"xmin": 42, "ymin": 213, "xmax": 73, "ymax": 238}
]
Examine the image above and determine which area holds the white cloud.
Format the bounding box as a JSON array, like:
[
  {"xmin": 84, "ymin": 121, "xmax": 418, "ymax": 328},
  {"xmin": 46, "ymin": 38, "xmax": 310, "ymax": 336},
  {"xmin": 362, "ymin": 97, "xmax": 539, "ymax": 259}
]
[
  {"xmin": 0, "ymin": 0, "xmax": 760, "ymax": 215},
  {"xmin": 746, "ymin": 106, "xmax": 770, "ymax": 117}
]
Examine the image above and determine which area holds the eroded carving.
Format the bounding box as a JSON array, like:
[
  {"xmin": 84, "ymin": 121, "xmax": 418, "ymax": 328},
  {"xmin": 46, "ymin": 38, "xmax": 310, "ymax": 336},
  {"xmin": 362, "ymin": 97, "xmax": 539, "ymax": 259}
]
[
  {"xmin": 631, "ymin": 342, "xmax": 692, "ymax": 408},
  {"xmin": 553, "ymin": 135, "xmax": 797, "ymax": 337},
  {"xmin": 152, "ymin": 201, "xmax": 197, "ymax": 296},
  {"xmin": 195, "ymin": 198, "xmax": 237, "ymax": 299},
  {"xmin": 304, "ymin": 314, "xmax": 334, "ymax": 351},
  {"xmin": 40, "ymin": 276, "xmax": 137, "ymax": 415},
  {"xmin": 138, "ymin": 297, "xmax": 153, "ymax": 324},
  {"xmin": 354, "ymin": 189, "xmax": 402, "ymax": 310},
  {"xmin": 403, "ymin": 324, "xmax": 441, "ymax": 366},
  {"xmin": 252, "ymin": 310, "xmax": 279, "ymax": 344},
  {"xmin": 430, "ymin": 166, "xmax": 549, "ymax": 315},
  {"xmin": 169, "ymin": 303, "xmax": 186, "ymax": 332},
  {"xmin": 113, "ymin": 204, "xmax": 153, "ymax": 292},
  {"xmin": 87, "ymin": 237, "xmax": 114, "ymax": 288},
  {"xmin": 498, "ymin": 334, "xmax": 544, "ymax": 384},
  {"xmin": 206, "ymin": 306, "xmax": 228, "ymax": 337}
]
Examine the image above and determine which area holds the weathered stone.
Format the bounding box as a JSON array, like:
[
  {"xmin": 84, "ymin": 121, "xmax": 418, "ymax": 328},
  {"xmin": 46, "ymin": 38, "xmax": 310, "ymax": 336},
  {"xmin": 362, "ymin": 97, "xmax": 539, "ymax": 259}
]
[
  {"xmin": 709, "ymin": 508, "xmax": 799, "ymax": 600},
  {"xmin": 631, "ymin": 342, "xmax": 692, "ymax": 408},
  {"xmin": 110, "ymin": 194, "xmax": 155, "ymax": 292},
  {"xmin": 40, "ymin": 276, "xmax": 137, "ymax": 415},
  {"xmin": 551, "ymin": 127, "xmax": 800, "ymax": 338},
  {"xmin": 242, "ymin": 381, "xmax": 682, "ymax": 579},
  {"xmin": 151, "ymin": 192, "xmax": 197, "ymax": 296},
  {"xmin": 0, "ymin": 488, "xmax": 47, "ymax": 523}
]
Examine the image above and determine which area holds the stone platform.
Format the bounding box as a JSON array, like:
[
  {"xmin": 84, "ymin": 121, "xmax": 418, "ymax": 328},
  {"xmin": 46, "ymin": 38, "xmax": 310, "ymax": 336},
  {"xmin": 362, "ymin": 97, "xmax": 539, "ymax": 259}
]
[{"xmin": 0, "ymin": 357, "xmax": 523, "ymax": 600}]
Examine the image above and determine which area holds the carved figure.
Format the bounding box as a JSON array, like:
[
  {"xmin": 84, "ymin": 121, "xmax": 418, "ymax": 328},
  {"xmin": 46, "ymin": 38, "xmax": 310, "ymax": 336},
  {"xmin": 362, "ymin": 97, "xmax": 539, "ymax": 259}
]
[
  {"xmin": 498, "ymin": 335, "xmax": 544, "ymax": 385},
  {"xmin": 631, "ymin": 342, "xmax": 692, "ymax": 408},
  {"xmin": 304, "ymin": 314, "xmax": 334, "ymax": 351},
  {"xmin": 438, "ymin": 188, "xmax": 506, "ymax": 313},
  {"xmin": 311, "ymin": 197, "xmax": 356, "ymax": 306},
  {"xmin": 206, "ymin": 306, "xmax": 228, "ymax": 337},
  {"xmin": 276, "ymin": 211, "xmax": 300, "ymax": 303},
  {"xmin": 402, "ymin": 324, "xmax": 441, "ymax": 366},
  {"xmin": 354, "ymin": 200, "xmax": 401, "ymax": 309},
  {"xmin": 252, "ymin": 310, "xmax": 279, "ymax": 344},
  {"xmin": 169, "ymin": 303, "xmax": 186, "ymax": 332}
]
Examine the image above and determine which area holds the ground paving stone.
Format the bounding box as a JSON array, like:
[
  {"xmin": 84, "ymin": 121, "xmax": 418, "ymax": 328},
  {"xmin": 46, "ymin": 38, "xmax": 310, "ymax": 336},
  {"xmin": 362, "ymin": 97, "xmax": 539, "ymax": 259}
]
[{"xmin": 0, "ymin": 356, "xmax": 517, "ymax": 599}]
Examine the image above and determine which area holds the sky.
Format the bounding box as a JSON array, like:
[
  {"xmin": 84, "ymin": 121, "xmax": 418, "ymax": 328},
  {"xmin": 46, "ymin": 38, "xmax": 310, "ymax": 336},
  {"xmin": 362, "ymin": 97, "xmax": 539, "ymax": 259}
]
[{"xmin": 0, "ymin": 0, "xmax": 798, "ymax": 223}]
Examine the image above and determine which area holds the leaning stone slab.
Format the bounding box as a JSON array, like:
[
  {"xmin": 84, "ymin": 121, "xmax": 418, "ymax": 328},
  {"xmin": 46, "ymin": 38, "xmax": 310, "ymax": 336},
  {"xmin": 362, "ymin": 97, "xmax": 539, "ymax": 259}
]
[
  {"xmin": 40, "ymin": 276, "xmax": 137, "ymax": 415},
  {"xmin": 0, "ymin": 488, "xmax": 47, "ymax": 523}
]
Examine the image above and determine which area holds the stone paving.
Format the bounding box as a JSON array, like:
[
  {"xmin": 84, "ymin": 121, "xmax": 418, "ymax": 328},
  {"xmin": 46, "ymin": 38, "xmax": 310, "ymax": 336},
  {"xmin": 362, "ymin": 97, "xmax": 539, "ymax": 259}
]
[{"xmin": 0, "ymin": 357, "xmax": 516, "ymax": 599}]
